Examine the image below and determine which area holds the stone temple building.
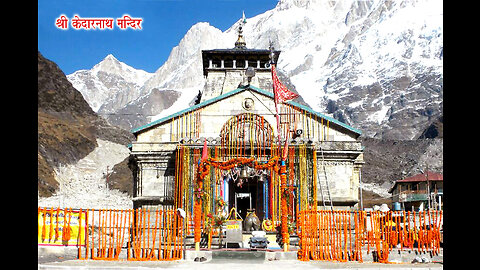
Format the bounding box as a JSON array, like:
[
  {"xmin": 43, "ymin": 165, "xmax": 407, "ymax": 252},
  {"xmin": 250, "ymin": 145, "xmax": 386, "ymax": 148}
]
[{"xmin": 129, "ymin": 27, "xmax": 364, "ymax": 227}]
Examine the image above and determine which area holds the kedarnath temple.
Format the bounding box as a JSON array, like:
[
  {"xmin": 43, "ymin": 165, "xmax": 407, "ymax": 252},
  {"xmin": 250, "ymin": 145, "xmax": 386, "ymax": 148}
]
[
  {"xmin": 129, "ymin": 25, "xmax": 364, "ymax": 235},
  {"xmin": 37, "ymin": 18, "xmax": 444, "ymax": 264}
]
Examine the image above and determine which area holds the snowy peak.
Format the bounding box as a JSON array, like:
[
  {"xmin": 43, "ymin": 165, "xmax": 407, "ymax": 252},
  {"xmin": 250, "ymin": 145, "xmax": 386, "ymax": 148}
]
[
  {"xmin": 67, "ymin": 54, "xmax": 153, "ymax": 113},
  {"xmin": 91, "ymin": 54, "xmax": 153, "ymax": 85},
  {"xmin": 237, "ymin": 0, "xmax": 442, "ymax": 139},
  {"xmin": 92, "ymin": 54, "xmax": 122, "ymax": 74}
]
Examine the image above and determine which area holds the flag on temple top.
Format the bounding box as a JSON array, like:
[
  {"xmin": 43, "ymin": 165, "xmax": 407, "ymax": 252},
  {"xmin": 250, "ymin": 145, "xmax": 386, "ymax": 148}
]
[
  {"xmin": 242, "ymin": 11, "xmax": 246, "ymax": 23},
  {"xmin": 271, "ymin": 64, "xmax": 299, "ymax": 105}
]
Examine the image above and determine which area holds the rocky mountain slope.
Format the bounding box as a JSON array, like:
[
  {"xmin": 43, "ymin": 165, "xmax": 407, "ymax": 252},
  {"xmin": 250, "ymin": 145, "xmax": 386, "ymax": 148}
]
[
  {"xmin": 361, "ymin": 137, "xmax": 442, "ymax": 187},
  {"xmin": 38, "ymin": 139, "xmax": 133, "ymax": 209},
  {"xmin": 38, "ymin": 51, "xmax": 134, "ymax": 200}
]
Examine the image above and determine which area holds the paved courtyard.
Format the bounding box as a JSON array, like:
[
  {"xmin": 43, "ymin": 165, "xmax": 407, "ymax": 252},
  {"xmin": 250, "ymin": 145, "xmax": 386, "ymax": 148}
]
[
  {"xmin": 39, "ymin": 258, "xmax": 443, "ymax": 270},
  {"xmin": 39, "ymin": 248, "xmax": 443, "ymax": 270}
]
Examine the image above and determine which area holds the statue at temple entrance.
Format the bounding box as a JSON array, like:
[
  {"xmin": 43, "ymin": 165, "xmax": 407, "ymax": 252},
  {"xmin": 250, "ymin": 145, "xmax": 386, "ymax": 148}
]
[{"xmin": 244, "ymin": 209, "xmax": 261, "ymax": 231}]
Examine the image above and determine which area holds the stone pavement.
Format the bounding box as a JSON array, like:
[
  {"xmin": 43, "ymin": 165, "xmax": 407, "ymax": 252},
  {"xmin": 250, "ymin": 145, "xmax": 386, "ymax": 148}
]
[
  {"xmin": 38, "ymin": 248, "xmax": 443, "ymax": 270},
  {"xmin": 38, "ymin": 258, "xmax": 442, "ymax": 270}
]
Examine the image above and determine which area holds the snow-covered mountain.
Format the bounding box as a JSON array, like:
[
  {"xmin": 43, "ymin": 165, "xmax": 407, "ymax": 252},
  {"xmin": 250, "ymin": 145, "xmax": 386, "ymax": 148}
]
[
  {"xmin": 232, "ymin": 0, "xmax": 443, "ymax": 139},
  {"xmin": 67, "ymin": 54, "xmax": 153, "ymax": 113},
  {"xmin": 142, "ymin": 22, "xmax": 229, "ymax": 92},
  {"xmin": 67, "ymin": 0, "xmax": 443, "ymax": 140}
]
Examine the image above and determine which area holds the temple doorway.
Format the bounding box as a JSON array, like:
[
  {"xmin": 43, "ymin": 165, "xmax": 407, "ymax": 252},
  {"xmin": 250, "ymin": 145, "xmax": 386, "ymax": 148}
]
[{"xmin": 228, "ymin": 174, "xmax": 267, "ymax": 222}]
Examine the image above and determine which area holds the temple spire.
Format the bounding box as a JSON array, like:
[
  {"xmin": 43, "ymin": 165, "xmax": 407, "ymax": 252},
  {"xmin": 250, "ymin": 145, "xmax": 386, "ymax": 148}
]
[{"xmin": 234, "ymin": 11, "xmax": 247, "ymax": 49}]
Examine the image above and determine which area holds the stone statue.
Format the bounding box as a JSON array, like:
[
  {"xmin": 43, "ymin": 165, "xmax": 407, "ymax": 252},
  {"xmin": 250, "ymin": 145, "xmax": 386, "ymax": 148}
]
[{"xmin": 244, "ymin": 209, "xmax": 261, "ymax": 232}]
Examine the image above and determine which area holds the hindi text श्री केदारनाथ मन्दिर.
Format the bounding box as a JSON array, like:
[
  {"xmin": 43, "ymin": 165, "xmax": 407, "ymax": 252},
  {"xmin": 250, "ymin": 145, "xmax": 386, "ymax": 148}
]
[{"xmin": 55, "ymin": 14, "xmax": 142, "ymax": 30}]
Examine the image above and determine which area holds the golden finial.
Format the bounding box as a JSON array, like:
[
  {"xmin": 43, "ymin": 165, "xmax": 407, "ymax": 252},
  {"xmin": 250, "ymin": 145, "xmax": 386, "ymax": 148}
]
[{"xmin": 235, "ymin": 11, "xmax": 247, "ymax": 49}]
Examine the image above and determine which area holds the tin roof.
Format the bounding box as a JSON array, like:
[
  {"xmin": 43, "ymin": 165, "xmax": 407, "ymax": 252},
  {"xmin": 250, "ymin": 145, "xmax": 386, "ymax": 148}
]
[
  {"xmin": 388, "ymin": 171, "xmax": 443, "ymax": 193},
  {"xmin": 396, "ymin": 171, "xmax": 443, "ymax": 183},
  {"xmin": 130, "ymin": 85, "xmax": 362, "ymax": 136}
]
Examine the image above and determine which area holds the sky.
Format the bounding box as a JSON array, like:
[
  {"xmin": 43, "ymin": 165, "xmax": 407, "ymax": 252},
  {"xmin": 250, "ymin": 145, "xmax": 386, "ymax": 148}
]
[{"xmin": 38, "ymin": 0, "xmax": 278, "ymax": 75}]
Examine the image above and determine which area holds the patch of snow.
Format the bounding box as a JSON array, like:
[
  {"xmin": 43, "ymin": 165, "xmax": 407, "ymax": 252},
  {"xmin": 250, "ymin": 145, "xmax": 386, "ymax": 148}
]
[
  {"xmin": 150, "ymin": 87, "xmax": 199, "ymax": 122},
  {"xmin": 91, "ymin": 54, "xmax": 153, "ymax": 86},
  {"xmin": 361, "ymin": 182, "xmax": 391, "ymax": 198},
  {"xmin": 366, "ymin": 103, "xmax": 390, "ymax": 124},
  {"xmin": 348, "ymin": 99, "xmax": 364, "ymax": 109},
  {"xmin": 38, "ymin": 139, "xmax": 132, "ymax": 209}
]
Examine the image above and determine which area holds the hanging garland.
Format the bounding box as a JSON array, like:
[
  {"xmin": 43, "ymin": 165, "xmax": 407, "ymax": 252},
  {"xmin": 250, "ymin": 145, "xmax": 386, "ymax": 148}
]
[
  {"xmin": 193, "ymin": 155, "xmax": 281, "ymax": 243},
  {"xmin": 198, "ymin": 156, "xmax": 280, "ymax": 182},
  {"xmin": 279, "ymin": 160, "xmax": 289, "ymax": 248}
]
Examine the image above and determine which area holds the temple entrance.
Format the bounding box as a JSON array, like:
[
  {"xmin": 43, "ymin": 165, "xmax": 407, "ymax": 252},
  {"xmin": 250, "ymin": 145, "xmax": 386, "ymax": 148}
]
[
  {"xmin": 174, "ymin": 113, "xmax": 286, "ymax": 236},
  {"xmin": 227, "ymin": 173, "xmax": 267, "ymax": 224},
  {"xmin": 219, "ymin": 113, "xmax": 274, "ymax": 225}
]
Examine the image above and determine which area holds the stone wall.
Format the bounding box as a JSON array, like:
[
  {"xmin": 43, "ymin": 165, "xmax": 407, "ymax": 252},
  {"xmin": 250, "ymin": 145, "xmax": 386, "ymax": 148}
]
[
  {"xmin": 201, "ymin": 69, "xmax": 273, "ymax": 101},
  {"xmin": 316, "ymin": 159, "xmax": 360, "ymax": 205}
]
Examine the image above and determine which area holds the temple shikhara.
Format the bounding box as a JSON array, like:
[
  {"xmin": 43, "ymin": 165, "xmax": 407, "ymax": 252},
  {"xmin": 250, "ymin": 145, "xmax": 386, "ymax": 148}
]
[{"xmin": 129, "ymin": 24, "xmax": 364, "ymax": 247}]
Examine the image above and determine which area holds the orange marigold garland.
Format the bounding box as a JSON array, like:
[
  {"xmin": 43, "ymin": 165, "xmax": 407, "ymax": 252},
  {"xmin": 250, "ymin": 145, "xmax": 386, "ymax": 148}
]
[
  {"xmin": 193, "ymin": 160, "xmax": 205, "ymax": 243},
  {"xmin": 279, "ymin": 160, "xmax": 289, "ymax": 250},
  {"xmin": 193, "ymin": 200, "xmax": 202, "ymax": 243},
  {"xmin": 62, "ymin": 208, "xmax": 72, "ymax": 242},
  {"xmin": 41, "ymin": 208, "xmax": 47, "ymax": 242},
  {"xmin": 55, "ymin": 208, "xmax": 60, "ymax": 241},
  {"xmin": 193, "ymin": 155, "xmax": 281, "ymax": 245}
]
